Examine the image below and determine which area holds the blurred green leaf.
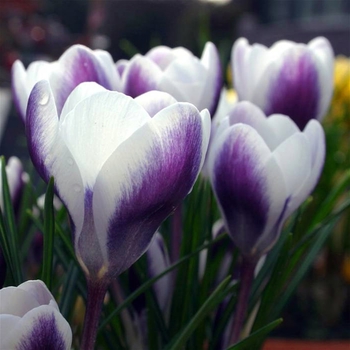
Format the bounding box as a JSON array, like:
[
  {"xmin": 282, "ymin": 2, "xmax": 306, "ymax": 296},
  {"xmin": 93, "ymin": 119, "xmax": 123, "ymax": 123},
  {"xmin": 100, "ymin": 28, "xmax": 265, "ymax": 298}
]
[
  {"xmin": 1, "ymin": 156, "xmax": 22, "ymax": 285},
  {"xmin": 165, "ymin": 276, "xmax": 232, "ymax": 350},
  {"xmin": 99, "ymin": 234, "xmax": 225, "ymax": 333},
  {"xmin": 226, "ymin": 318, "xmax": 283, "ymax": 350},
  {"xmin": 41, "ymin": 177, "xmax": 55, "ymax": 289}
]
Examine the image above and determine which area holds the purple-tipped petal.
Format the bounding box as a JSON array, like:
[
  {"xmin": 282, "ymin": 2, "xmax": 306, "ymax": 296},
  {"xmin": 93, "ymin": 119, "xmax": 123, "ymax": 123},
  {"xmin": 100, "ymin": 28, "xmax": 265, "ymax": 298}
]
[
  {"xmin": 92, "ymin": 103, "xmax": 209, "ymax": 276},
  {"xmin": 49, "ymin": 45, "xmax": 117, "ymax": 114},
  {"xmin": 260, "ymin": 48, "xmax": 320, "ymax": 129},
  {"xmin": 26, "ymin": 80, "xmax": 85, "ymax": 243},
  {"xmin": 210, "ymin": 124, "xmax": 286, "ymax": 258},
  {"xmin": 2, "ymin": 306, "xmax": 72, "ymax": 350},
  {"xmin": 123, "ymin": 55, "xmax": 162, "ymax": 97}
]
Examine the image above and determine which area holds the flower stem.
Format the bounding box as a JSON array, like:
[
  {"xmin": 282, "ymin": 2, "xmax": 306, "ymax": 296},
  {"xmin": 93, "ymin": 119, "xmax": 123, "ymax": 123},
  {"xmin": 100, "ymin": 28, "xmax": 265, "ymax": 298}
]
[
  {"xmin": 229, "ymin": 258, "xmax": 257, "ymax": 345},
  {"xmin": 81, "ymin": 279, "xmax": 108, "ymax": 350},
  {"xmin": 171, "ymin": 204, "xmax": 183, "ymax": 262}
]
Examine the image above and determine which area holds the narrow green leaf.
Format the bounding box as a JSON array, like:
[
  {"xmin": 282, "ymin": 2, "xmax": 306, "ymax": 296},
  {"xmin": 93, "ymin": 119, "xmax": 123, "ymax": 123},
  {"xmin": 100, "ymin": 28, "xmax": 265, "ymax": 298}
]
[
  {"xmin": 59, "ymin": 261, "xmax": 80, "ymax": 319},
  {"xmin": 226, "ymin": 318, "xmax": 283, "ymax": 350},
  {"xmin": 98, "ymin": 234, "xmax": 225, "ymax": 332},
  {"xmin": 271, "ymin": 219, "xmax": 338, "ymax": 319},
  {"xmin": 310, "ymin": 169, "xmax": 350, "ymax": 228},
  {"xmin": 1, "ymin": 156, "xmax": 22, "ymax": 284},
  {"xmin": 41, "ymin": 177, "xmax": 55, "ymax": 289},
  {"xmin": 165, "ymin": 276, "xmax": 232, "ymax": 350}
]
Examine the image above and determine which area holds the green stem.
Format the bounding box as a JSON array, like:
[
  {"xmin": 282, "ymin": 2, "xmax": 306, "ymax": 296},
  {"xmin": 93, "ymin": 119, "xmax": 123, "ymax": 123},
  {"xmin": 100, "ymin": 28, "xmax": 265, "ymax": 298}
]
[
  {"xmin": 229, "ymin": 258, "xmax": 257, "ymax": 345},
  {"xmin": 81, "ymin": 279, "xmax": 109, "ymax": 350}
]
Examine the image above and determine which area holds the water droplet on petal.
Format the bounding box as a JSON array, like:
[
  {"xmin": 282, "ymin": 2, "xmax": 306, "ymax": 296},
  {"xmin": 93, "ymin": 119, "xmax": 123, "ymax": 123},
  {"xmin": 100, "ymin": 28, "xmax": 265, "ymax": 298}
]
[
  {"xmin": 67, "ymin": 158, "xmax": 74, "ymax": 165},
  {"xmin": 39, "ymin": 93, "xmax": 49, "ymax": 106},
  {"xmin": 73, "ymin": 185, "xmax": 81, "ymax": 193}
]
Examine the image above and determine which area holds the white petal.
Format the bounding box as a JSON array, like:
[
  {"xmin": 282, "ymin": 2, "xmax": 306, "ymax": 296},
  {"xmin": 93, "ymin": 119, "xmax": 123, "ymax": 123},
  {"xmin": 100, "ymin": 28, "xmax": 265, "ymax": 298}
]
[
  {"xmin": 4, "ymin": 305, "xmax": 72, "ymax": 350},
  {"xmin": 135, "ymin": 91, "xmax": 178, "ymax": 117},
  {"xmin": 266, "ymin": 114, "xmax": 300, "ymax": 149},
  {"xmin": 272, "ymin": 132, "xmax": 312, "ymax": 214},
  {"xmin": 60, "ymin": 89, "xmax": 150, "ymax": 189},
  {"xmin": 17, "ymin": 280, "xmax": 58, "ymax": 310},
  {"xmin": 0, "ymin": 315, "xmax": 21, "ymax": 348}
]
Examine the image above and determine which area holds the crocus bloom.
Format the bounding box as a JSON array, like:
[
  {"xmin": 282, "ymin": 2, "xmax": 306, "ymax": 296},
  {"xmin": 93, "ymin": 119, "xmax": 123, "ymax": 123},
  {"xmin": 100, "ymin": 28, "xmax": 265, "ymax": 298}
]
[
  {"xmin": 0, "ymin": 280, "xmax": 72, "ymax": 349},
  {"xmin": 116, "ymin": 42, "xmax": 222, "ymax": 115},
  {"xmin": 232, "ymin": 37, "xmax": 334, "ymax": 129},
  {"xmin": 207, "ymin": 101, "xmax": 325, "ymax": 260},
  {"xmin": 0, "ymin": 156, "xmax": 25, "ymax": 211},
  {"xmin": 12, "ymin": 44, "xmax": 121, "ymax": 122},
  {"xmin": 26, "ymin": 81, "xmax": 210, "ymax": 281}
]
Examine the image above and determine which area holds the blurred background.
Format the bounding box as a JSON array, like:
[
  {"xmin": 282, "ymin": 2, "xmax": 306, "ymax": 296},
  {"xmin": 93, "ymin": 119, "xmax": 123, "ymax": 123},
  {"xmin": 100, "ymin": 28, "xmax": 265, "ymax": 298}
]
[{"xmin": 0, "ymin": 0, "xmax": 349, "ymax": 342}]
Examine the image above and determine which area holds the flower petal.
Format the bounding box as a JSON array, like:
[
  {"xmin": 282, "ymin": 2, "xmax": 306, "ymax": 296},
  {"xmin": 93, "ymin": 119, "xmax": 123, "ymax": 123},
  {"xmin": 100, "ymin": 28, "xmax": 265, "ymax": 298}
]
[
  {"xmin": 0, "ymin": 287, "xmax": 40, "ymax": 317},
  {"xmin": 49, "ymin": 45, "xmax": 117, "ymax": 114},
  {"xmin": 91, "ymin": 103, "xmax": 209, "ymax": 276},
  {"xmin": 255, "ymin": 47, "xmax": 320, "ymax": 129},
  {"xmin": 3, "ymin": 305, "xmax": 72, "ymax": 350},
  {"xmin": 210, "ymin": 124, "xmax": 286, "ymax": 258},
  {"xmin": 159, "ymin": 57, "xmax": 207, "ymax": 107},
  {"xmin": 11, "ymin": 60, "xmax": 52, "ymax": 121},
  {"xmin": 17, "ymin": 280, "xmax": 58, "ymax": 310},
  {"xmin": 122, "ymin": 55, "xmax": 162, "ymax": 97},
  {"xmin": 0, "ymin": 315, "xmax": 21, "ymax": 348},
  {"xmin": 272, "ymin": 132, "xmax": 312, "ymax": 217},
  {"xmin": 200, "ymin": 42, "xmax": 223, "ymax": 115},
  {"xmin": 60, "ymin": 86, "xmax": 150, "ymax": 189},
  {"xmin": 147, "ymin": 46, "xmax": 193, "ymax": 70},
  {"xmin": 135, "ymin": 91, "xmax": 177, "ymax": 117},
  {"xmin": 308, "ymin": 37, "xmax": 334, "ymax": 121},
  {"xmin": 146, "ymin": 232, "xmax": 171, "ymax": 311},
  {"xmin": 26, "ymin": 80, "xmax": 85, "ymax": 244}
]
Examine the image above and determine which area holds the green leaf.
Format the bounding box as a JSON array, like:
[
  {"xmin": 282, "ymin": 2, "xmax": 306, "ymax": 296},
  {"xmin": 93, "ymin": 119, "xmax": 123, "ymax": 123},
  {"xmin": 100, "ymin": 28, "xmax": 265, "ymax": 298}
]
[
  {"xmin": 98, "ymin": 234, "xmax": 226, "ymax": 332},
  {"xmin": 226, "ymin": 318, "xmax": 283, "ymax": 350},
  {"xmin": 59, "ymin": 262, "xmax": 80, "ymax": 319},
  {"xmin": 1, "ymin": 156, "xmax": 22, "ymax": 285},
  {"xmin": 41, "ymin": 177, "xmax": 55, "ymax": 289},
  {"xmin": 165, "ymin": 276, "xmax": 232, "ymax": 350},
  {"xmin": 271, "ymin": 218, "xmax": 339, "ymax": 320}
]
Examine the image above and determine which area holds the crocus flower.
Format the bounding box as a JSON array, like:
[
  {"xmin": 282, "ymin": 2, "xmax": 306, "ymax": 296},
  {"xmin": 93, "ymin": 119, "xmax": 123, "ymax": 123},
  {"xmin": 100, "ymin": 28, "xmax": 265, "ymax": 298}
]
[
  {"xmin": 26, "ymin": 81, "xmax": 210, "ymax": 281},
  {"xmin": 116, "ymin": 42, "xmax": 222, "ymax": 115},
  {"xmin": 207, "ymin": 101, "xmax": 325, "ymax": 260},
  {"xmin": 231, "ymin": 37, "xmax": 334, "ymax": 129},
  {"xmin": 0, "ymin": 156, "xmax": 25, "ymax": 211},
  {"xmin": 12, "ymin": 44, "xmax": 121, "ymax": 122},
  {"xmin": 0, "ymin": 280, "xmax": 72, "ymax": 349}
]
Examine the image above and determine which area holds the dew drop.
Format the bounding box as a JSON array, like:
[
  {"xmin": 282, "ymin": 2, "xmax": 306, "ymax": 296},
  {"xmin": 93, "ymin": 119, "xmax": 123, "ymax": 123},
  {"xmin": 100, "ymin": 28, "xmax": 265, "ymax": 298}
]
[
  {"xmin": 67, "ymin": 158, "xmax": 74, "ymax": 165},
  {"xmin": 39, "ymin": 93, "xmax": 49, "ymax": 106},
  {"xmin": 73, "ymin": 184, "xmax": 81, "ymax": 193}
]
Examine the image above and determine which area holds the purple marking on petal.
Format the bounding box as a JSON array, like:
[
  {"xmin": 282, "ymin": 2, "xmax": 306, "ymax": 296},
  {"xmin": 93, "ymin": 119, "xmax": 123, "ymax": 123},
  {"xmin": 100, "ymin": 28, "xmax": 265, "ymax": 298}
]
[
  {"xmin": 265, "ymin": 50, "xmax": 319, "ymax": 130},
  {"xmin": 123, "ymin": 58, "xmax": 160, "ymax": 98},
  {"xmin": 77, "ymin": 189, "xmax": 105, "ymax": 278},
  {"xmin": 106, "ymin": 110, "xmax": 203, "ymax": 276},
  {"xmin": 17, "ymin": 313, "xmax": 66, "ymax": 350},
  {"xmin": 26, "ymin": 83, "xmax": 53, "ymax": 182},
  {"xmin": 53, "ymin": 47, "xmax": 113, "ymax": 115},
  {"xmin": 213, "ymin": 128, "xmax": 269, "ymax": 257}
]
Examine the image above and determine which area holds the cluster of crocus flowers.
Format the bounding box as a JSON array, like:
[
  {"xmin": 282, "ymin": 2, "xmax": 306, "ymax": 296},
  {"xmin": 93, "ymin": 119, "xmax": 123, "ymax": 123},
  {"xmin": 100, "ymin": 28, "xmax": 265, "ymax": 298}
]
[
  {"xmin": 3, "ymin": 34, "xmax": 335, "ymax": 348},
  {"xmin": 0, "ymin": 280, "xmax": 72, "ymax": 349}
]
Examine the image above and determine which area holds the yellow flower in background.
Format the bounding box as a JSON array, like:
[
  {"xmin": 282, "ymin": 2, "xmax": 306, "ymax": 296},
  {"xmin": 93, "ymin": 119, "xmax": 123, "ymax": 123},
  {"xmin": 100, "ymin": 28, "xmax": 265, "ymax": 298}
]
[{"xmin": 328, "ymin": 56, "xmax": 350, "ymax": 124}]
